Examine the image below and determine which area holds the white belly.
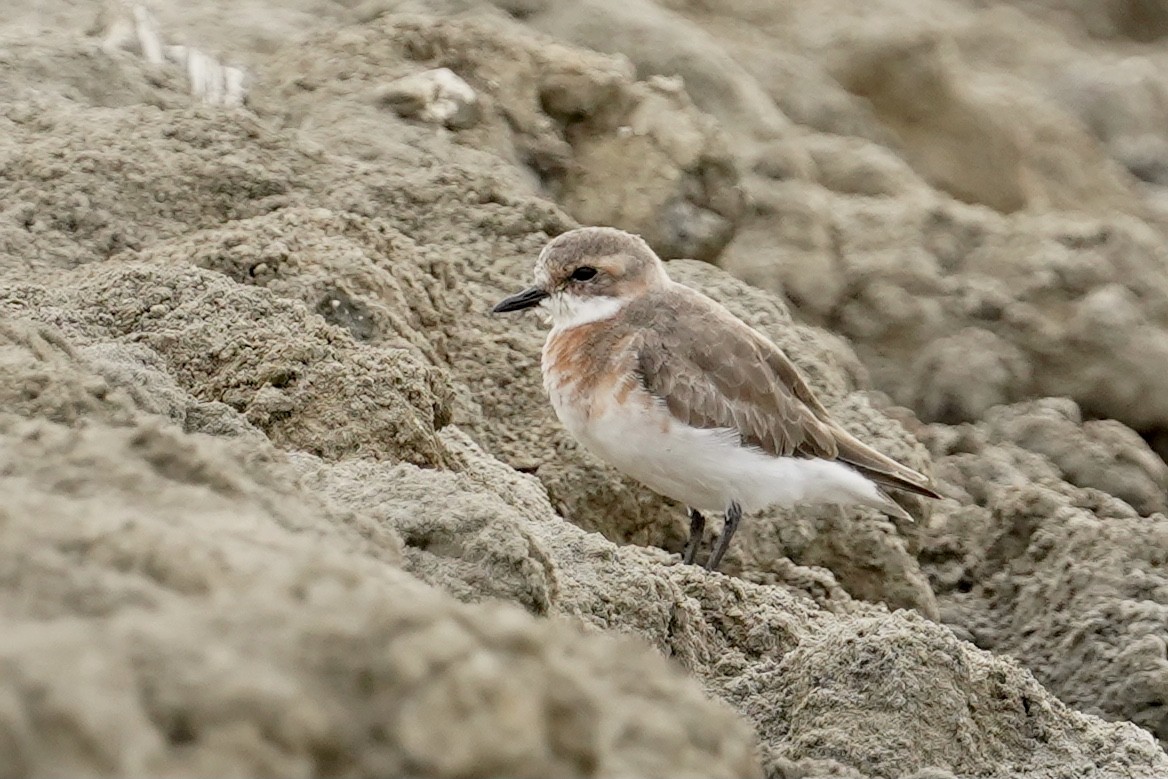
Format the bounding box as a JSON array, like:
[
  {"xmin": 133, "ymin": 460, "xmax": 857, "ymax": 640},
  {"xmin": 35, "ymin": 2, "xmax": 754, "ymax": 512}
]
[{"xmin": 545, "ymin": 373, "xmax": 881, "ymax": 514}]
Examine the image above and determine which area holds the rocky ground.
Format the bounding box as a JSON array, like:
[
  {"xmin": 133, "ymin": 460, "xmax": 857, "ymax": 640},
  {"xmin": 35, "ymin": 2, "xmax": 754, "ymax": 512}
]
[{"xmin": 4, "ymin": 0, "xmax": 1168, "ymax": 776}]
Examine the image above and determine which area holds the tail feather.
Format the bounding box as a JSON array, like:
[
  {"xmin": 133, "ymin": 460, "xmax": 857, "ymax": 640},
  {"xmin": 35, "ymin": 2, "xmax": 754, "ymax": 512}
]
[
  {"xmin": 871, "ymin": 487, "xmax": 915, "ymax": 522},
  {"xmin": 833, "ymin": 427, "xmax": 943, "ymax": 501},
  {"xmin": 853, "ymin": 464, "xmax": 942, "ymax": 500}
]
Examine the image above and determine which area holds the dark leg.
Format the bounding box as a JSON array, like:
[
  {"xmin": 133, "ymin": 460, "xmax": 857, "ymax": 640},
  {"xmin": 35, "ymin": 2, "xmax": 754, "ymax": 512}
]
[
  {"xmin": 682, "ymin": 507, "xmax": 705, "ymax": 566},
  {"xmin": 705, "ymin": 501, "xmax": 742, "ymax": 572}
]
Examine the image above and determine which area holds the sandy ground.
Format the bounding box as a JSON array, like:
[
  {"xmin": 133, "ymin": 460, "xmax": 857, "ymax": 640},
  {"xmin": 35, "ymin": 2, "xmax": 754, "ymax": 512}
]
[{"xmin": 5, "ymin": 0, "xmax": 1168, "ymax": 776}]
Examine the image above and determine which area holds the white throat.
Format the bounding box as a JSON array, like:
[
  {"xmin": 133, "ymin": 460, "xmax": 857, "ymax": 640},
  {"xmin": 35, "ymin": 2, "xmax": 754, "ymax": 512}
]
[{"xmin": 545, "ymin": 293, "xmax": 626, "ymax": 330}]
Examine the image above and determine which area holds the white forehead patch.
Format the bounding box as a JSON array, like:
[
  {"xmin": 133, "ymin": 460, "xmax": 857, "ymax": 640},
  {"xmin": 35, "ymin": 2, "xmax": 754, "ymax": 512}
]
[
  {"xmin": 546, "ymin": 292, "xmax": 625, "ymax": 331},
  {"xmin": 534, "ymin": 265, "xmax": 552, "ymax": 289}
]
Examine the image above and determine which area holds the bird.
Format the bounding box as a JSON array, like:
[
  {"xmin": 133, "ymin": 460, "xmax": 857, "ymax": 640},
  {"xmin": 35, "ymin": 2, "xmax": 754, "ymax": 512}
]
[{"xmin": 492, "ymin": 226, "xmax": 941, "ymax": 571}]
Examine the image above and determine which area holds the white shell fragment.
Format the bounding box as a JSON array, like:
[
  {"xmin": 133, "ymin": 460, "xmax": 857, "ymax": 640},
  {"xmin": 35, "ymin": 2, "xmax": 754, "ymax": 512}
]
[
  {"xmin": 98, "ymin": 1, "xmax": 247, "ymax": 107},
  {"xmin": 377, "ymin": 67, "xmax": 480, "ymax": 130}
]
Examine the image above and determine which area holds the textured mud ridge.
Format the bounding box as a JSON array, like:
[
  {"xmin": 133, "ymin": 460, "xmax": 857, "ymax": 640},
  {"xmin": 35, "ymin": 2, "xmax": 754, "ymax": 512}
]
[{"xmin": 3, "ymin": 1, "xmax": 1168, "ymax": 777}]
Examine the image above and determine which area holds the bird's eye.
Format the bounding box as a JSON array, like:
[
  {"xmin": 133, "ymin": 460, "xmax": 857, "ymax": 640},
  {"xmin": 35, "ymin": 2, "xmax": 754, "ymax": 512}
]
[{"xmin": 570, "ymin": 266, "xmax": 598, "ymax": 282}]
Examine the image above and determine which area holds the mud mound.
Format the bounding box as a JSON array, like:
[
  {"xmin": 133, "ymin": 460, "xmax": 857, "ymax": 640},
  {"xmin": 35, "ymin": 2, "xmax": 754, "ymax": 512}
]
[
  {"xmin": 0, "ymin": 318, "xmax": 759, "ymax": 778},
  {"xmin": 922, "ymin": 399, "xmax": 1168, "ymax": 748},
  {"xmin": 0, "ymin": 103, "xmax": 311, "ymax": 272},
  {"xmin": 252, "ymin": 13, "xmax": 743, "ymax": 261},
  {"xmin": 997, "ymin": 0, "xmax": 1168, "ymax": 42},
  {"xmin": 19, "ymin": 260, "xmax": 451, "ymax": 466},
  {"xmin": 722, "ymin": 192, "xmax": 1168, "ymax": 443},
  {"xmin": 733, "ymin": 614, "xmax": 1164, "ymax": 778}
]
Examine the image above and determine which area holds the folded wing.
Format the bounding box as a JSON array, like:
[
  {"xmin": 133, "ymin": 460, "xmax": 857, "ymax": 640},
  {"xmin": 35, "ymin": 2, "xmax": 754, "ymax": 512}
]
[{"xmin": 632, "ymin": 288, "xmax": 941, "ymax": 500}]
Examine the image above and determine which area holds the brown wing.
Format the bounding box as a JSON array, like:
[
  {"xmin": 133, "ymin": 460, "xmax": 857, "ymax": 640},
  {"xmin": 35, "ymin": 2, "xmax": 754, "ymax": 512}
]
[
  {"xmin": 632, "ymin": 286, "xmax": 942, "ymax": 500},
  {"xmin": 631, "ymin": 289, "xmax": 839, "ymax": 460}
]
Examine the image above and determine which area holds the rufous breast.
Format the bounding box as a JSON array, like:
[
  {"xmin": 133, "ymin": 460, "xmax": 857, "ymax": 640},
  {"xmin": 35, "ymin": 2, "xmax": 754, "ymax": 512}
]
[{"xmin": 542, "ymin": 321, "xmax": 638, "ymax": 423}]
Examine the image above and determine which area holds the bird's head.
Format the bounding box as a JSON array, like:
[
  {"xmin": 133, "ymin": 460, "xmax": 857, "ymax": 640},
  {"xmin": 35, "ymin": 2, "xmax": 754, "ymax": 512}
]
[{"xmin": 492, "ymin": 226, "xmax": 668, "ymax": 328}]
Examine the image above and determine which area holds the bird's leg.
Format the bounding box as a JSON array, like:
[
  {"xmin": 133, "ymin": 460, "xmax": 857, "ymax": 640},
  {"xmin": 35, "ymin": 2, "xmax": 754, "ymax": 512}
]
[
  {"xmin": 705, "ymin": 501, "xmax": 742, "ymax": 571},
  {"xmin": 682, "ymin": 507, "xmax": 705, "ymax": 565}
]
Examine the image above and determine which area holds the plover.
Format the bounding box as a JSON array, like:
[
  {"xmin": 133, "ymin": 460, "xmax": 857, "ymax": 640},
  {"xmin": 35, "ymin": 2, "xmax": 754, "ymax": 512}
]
[{"xmin": 493, "ymin": 226, "xmax": 941, "ymax": 571}]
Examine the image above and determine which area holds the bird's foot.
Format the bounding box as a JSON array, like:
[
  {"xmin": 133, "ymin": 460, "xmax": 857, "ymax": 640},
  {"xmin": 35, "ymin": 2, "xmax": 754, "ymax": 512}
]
[
  {"xmin": 705, "ymin": 501, "xmax": 742, "ymax": 572},
  {"xmin": 682, "ymin": 507, "xmax": 705, "ymax": 566}
]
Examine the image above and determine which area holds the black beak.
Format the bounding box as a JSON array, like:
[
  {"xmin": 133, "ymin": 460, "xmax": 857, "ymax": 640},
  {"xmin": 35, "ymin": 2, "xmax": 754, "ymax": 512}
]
[{"xmin": 492, "ymin": 286, "xmax": 549, "ymax": 313}]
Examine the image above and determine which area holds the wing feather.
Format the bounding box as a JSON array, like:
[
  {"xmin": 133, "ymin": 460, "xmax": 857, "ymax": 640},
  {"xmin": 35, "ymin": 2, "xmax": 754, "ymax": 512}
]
[
  {"xmin": 630, "ymin": 284, "xmax": 941, "ymax": 500},
  {"xmin": 632, "ymin": 289, "xmax": 837, "ymax": 460}
]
